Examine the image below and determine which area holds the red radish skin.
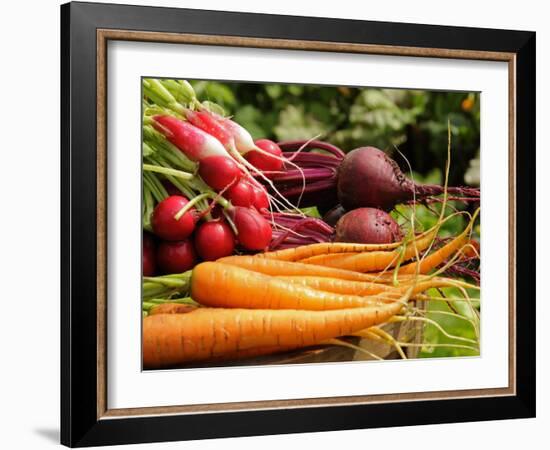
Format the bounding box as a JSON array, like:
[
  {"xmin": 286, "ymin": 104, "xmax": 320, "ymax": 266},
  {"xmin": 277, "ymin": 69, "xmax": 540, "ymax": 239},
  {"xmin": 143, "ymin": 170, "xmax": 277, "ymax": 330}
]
[
  {"xmin": 194, "ymin": 220, "xmax": 236, "ymax": 261},
  {"xmin": 225, "ymin": 180, "xmax": 255, "ymax": 207},
  {"xmin": 152, "ymin": 195, "xmax": 196, "ymax": 241},
  {"xmin": 230, "ymin": 207, "xmax": 272, "ymax": 251},
  {"xmin": 152, "ymin": 115, "xmax": 228, "ymax": 161},
  {"xmin": 245, "ymin": 139, "xmax": 284, "ymax": 172},
  {"xmin": 251, "ymin": 184, "xmax": 270, "ymax": 210},
  {"xmin": 143, "ymin": 233, "xmax": 156, "ymax": 276},
  {"xmin": 335, "ymin": 208, "xmax": 402, "ymax": 244},
  {"xmin": 197, "ymin": 155, "xmax": 241, "ymax": 190},
  {"xmin": 156, "ymin": 239, "xmax": 197, "ymax": 274},
  {"xmin": 184, "ymin": 109, "xmax": 234, "ymax": 148}
]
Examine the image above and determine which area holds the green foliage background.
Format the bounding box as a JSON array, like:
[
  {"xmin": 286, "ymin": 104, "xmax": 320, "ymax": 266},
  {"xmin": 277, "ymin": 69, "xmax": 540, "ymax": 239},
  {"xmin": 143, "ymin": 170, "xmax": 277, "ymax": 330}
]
[
  {"xmin": 190, "ymin": 80, "xmax": 481, "ymax": 358},
  {"xmin": 190, "ymin": 80, "xmax": 480, "ymax": 187}
]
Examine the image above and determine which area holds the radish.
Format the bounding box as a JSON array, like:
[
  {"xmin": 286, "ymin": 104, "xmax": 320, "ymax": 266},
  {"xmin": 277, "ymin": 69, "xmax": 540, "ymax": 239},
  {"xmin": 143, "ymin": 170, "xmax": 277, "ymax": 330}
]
[
  {"xmin": 194, "ymin": 220, "xmax": 236, "ymax": 261},
  {"xmin": 250, "ymin": 184, "xmax": 269, "ymax": 211},
  {"xmin": 274, "ymin": 141, "xmax": 480, "ymax": 212},
  {"xmin": 228, "ymin": 207, "xmax": 272, "ymax": 251},
  {"xmin": 156, "ymin": 239, "xmax": 197, "ymax": 274},
  {"xmin": 197, "ymin": 155, "xmax": 241, "ymax": 190},
  {"xmin": 152, "ymin": 115, "xmax": 240, "ymax": 190},
  {"xmin": 334, "ymin": 208, "xmax": 402, "ymax": 244},
  {"xmin": 245, "ymin": 139, "xmax": 283, "ymax": 172},
  {"xmin": 224, "ymin": 179, "xmax": 255, "ymax": 207},
  {"xmin": 151, "ymin": 195, "xmax": 196, "ymax": 241},
  {"xmin": 143, "ymin": 232, "xmax": 156, "ymax": 276}
]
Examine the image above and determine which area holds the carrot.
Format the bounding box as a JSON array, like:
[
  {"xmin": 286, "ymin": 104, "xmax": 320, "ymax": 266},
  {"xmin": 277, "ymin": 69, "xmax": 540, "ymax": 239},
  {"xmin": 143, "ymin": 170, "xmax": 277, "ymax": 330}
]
[
  {"xmin": 191, "ymin": 262, "xmax": 386, "ymax": 310},
  {"xmin": 277, "ymin": 276, "xmax": 394, "ymax": 296},
  {"xmin": 278, "ymin": 275, "xmax": 461, "ymax": 298},
  {"xmin": 298, "ymin": 229, "xmax": 437, "ymax": 272},
  {"xmin": 257, "ymin": 227, "xmax": 438, "ymax": 262},
  {"xmin": 391, "ymin": 212, "xmax": 479, "ymax": 275},
  {"xmin": 257, "ymin": 241, "xmax": 403, "ymax": 262},
  {"xmin": 217, "ymin": 254, "xmax": 396, "ymax": 282},
  {"xmin": 143, "ymin": 301, "xmax": 406, "ymax": 368},
  {"xmin": 149, "ymin": 303, "xmax": 197, "ymax": 315}
]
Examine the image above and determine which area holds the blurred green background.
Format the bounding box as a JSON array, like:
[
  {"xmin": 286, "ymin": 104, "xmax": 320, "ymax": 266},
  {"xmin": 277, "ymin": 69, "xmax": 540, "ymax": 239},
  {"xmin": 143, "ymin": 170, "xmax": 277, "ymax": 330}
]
[
  {"xmin": 189, "ymin": 80, "xmax": 481, "ymax": 358},
  {"xmin": 190, "ymin": 80, "xmax": 480, "ymax": 187}
]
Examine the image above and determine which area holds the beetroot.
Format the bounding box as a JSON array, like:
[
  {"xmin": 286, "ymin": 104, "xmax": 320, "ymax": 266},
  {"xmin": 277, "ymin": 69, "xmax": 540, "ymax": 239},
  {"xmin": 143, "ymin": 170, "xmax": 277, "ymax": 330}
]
[
  {"xmin": 323, "ymin": 205, "xmax": 347, "ymax": 227},
  {"xmin": 335, "ymin": 208, "xmax": 402, "ymax": 244},
  {"xmin": 338, "ymin": 147, "xmax": 480, "ymax": 211},
  {"xmin": 273, "ymin": 141, "xmax": 479, "ymax": 213},
  {"xmin": 194, "ymin": 220, "xmax": 236, "ymax": 261},
  {"xmin": 142, "ymin": 232, "xmax": 156, "ymax": 276},
  {"xmin": 151, "ymin": 195, "xmax": 196, "ymax": 241},
  {"xmin": 156, "ymin": 239, "xmax": 197, "ymax": 273}
]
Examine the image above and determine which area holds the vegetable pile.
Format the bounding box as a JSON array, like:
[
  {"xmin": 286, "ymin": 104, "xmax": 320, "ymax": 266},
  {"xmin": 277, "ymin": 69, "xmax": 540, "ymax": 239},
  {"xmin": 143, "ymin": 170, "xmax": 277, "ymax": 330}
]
[{"xmin": 141, "ymin": 78, "xmax": 481, "ymax": 368}]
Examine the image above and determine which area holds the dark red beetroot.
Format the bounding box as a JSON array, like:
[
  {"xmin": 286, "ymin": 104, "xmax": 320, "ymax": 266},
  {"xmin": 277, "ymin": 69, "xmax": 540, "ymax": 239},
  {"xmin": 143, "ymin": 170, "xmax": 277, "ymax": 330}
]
[
  {"xmin": 323, "ymin": 204, "xmax": 347, "ymax": 227},
  {"xmin": 224, "ymin": 179, "xmax": 255, "ymax": 207},
  {"xmin": 194, "ymin": 220, "xmax": 236, "ymax": 261},
  {"xmin": 143, "ymin": 232, "xmax": 156, "ymax": 276},
  {"xmin": 230, "ymin": 207, "xmax": 272, "ymax": 251},
  {"xmin": 246, "ymin": 139, "xmax": 284, "ymax": 173},
  {"xmin": 337, "ymin": 147, "xmax": 480, "ymax": 211},
  {"xmin": 156, "ymin": 239, "xmax": 197, "ymax": 274},
  {"xmin": 272, "ymin": 141, "xmax": 479, "ymax": 213},
  {"xmin": 335, "ymin": 208, "xmax": 402, "ymax": 244},
  {"xmin": 152, "ymin": 195, "xmax": 196, "ymax": 241},
  {"xmin": 198, "ymin": 155, "xmax": 241, "ymax": 190}
]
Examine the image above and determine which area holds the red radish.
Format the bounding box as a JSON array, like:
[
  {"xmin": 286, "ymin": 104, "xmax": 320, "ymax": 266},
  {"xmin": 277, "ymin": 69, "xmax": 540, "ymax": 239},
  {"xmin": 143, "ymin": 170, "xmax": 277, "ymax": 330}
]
[
  {"xmin": 197, "ymin": 155, "xmax": 241, "ymax": 190},
  {"xmin": 151, "ymin": 195, "xmax": 196, "ymax": 241},
  {"xmin": 152, "ymin": 115, "xmax": 228, "ymax": 161},
  {"xmin": 245, "ymin": 139, "xmax": 283, "ymax": 172},
  {"xmin": 153, "ymin": 115, "xmax": 240, "ymax": 190},
  {"xmin": 143, "ymin": 232, "xmax": 156, "ymax": 276},
  {"xmin": 156, "ymin": 239, "xmax": 197, "ymax": 274},
  {"xmin": 194, "ymin": 220, "xmax": 236, "ymax": 261},
  {"xmin": 229, "ymin": 207, "xmax": 272, "ymax": 251},
  {"xmin": 184, "ymin": 109, "xmax": 233, "ymax": 148},
  {"xmin": 251, "ymin": 184, "xmax": 269, "ymax": 210},
  {"xmin": 334, "ymin": 208, "xmax": 402, "ymax": 244},
  {"xmin": 224, "ymin": 179, "xmax": 255, "ymax": 207}
]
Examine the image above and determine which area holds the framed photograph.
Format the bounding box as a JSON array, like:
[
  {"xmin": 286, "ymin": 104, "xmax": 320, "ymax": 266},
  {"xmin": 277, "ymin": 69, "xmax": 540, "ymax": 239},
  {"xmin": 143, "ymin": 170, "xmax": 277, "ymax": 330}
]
[{"xmin": 61, "ymin": 1, "xmax": 535, "ymax": 447}]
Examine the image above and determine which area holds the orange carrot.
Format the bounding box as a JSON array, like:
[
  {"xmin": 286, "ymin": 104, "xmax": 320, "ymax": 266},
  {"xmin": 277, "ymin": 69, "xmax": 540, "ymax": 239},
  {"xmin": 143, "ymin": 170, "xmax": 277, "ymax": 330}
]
[
  {"xmin": 277, "ymin": 276, "xmax": 394, "ymax": 296},
  {"xmin": 393, "ymin": 227, "xmax": 473, "ymax": 275},
  {"xmin": 298, "ymin": 230, "xmax": 437, "ymax": 272},
  {"xmin": 217, "ymin": 255, "xmax": 394, "ymax": 282},
  {"xmin": 256, "ymin": 242, "xmax": 403, "ymax": 262},
  {"xmin": 191, "ymin": 262, "xmax": 386, "ymax": 310},
  {"xmin": 256, "ymin": 227, "xmax": 439, "ymax": 262},
  {"xmin": 278, "ymin": 275, "xmax": 459, "ymax": 298},
  {"xmin": 143, "ymin": 301, "xmax": 406, "ymax": 368},
  {"xmin": 149, "ymin": 303, "xmax": 197, "ymax": 315}
]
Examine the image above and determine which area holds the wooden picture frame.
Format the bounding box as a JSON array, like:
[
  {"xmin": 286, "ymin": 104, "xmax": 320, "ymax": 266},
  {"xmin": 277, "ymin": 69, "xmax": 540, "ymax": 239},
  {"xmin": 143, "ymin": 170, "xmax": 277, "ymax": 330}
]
[{"xmin": 61, "ymin": 1, "xmax": 535, "ymax": 446}]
